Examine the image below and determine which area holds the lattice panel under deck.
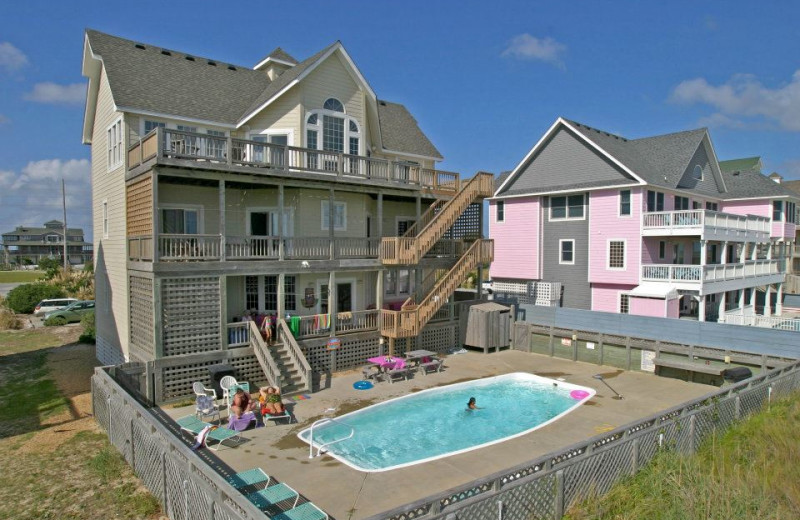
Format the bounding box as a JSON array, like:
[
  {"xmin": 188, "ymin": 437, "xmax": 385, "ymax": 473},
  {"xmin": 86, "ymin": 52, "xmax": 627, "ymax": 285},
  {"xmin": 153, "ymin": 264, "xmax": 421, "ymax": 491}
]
[
  {"xmin": 162, "ymin": 277, "xmax": 221, "ymax": 356},
  {"xmin": 129, "ymin": 275, "xmax": 155, "ymax": 361},
  {"xmin": 420, "ymin": 323, "xmax": 457, "ymax": 354}
]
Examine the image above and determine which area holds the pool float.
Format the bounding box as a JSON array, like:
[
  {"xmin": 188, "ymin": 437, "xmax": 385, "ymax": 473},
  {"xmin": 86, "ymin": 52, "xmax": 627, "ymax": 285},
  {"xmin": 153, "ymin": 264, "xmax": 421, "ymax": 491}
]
[
  {"xmin": 353, "ymin": 380, "xmax": 373, "ymax": 390},
  {"xmin": 570, "ymin": 389, "xmax": 590, "ymax": 400}
]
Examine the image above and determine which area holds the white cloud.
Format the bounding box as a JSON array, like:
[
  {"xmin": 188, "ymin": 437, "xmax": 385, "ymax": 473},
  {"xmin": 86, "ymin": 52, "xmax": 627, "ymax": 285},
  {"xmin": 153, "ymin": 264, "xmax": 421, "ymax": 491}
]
[
  {"xmin": 0, "ymin": 42, "xmax": 28, "ymax": 72},
  {"xmin": 24, "ymin": 82, "xmax": 86, "ymax": 105},
  {"xmin": 501, "ymin": 34, "xmax": 566, "ymax": 69},
  {"xmin": 696, "ymin": 113, "xmax": 747, "ymax": 129},
  {"xmin": 670, "ymin": 71, "xmax": 800, "ymax": 131},
  {"xmin": 1, "ymin": 159, "xmax": 93, "ymax": 239}
]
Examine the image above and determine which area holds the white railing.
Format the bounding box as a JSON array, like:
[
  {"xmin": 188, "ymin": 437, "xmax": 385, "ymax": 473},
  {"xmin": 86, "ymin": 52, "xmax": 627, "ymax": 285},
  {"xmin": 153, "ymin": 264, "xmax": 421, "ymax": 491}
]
[
  {"xmin": 721, "ymin": 313, "xmax": 800, "ymax": 331},
  {"xmin": 642, "ymin": 260, "xmax": 780, "ymax": 283},
  {"xmin": 334, "ymin": 238, "xmax": 380, "ymax": 258},
  {"xmin": 226, "ymin": 322, "xmax": 250, "ymax": 347},
  {"xmin": 296, "ymin": 314, "xmax": 332, "ymax": 338},
  {"xmin": 158, "ymin": 234, "xmax": 221, "ymax": 261},
  {"xmin": 642, "ymin": 210, "xmax": 771, "ymax": 234}
]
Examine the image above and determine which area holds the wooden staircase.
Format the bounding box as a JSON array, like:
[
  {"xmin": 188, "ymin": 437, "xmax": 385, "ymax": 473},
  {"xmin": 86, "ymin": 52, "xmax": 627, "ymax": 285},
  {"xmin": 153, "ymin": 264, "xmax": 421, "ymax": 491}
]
[
  {"xmin": 249, "ymin": 320, "xmax": 312, "ymax": 395},
  {"xmin": 380, "ymin": 172, "xmax": 494, "ymax": 265},
  {"xmin": 381, "ymin": 239, "xmax": 494, "ymax": 338}
]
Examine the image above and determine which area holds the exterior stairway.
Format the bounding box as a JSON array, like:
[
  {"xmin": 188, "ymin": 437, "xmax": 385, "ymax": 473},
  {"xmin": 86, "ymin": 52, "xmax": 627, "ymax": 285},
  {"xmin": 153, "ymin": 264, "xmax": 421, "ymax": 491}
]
[
  {"xmin": 249, "ymin": 320, "xmax": 312, "ymax": 395},
  {"xmin": 380, "ymin": 172, "xmax": 494, "ymax": 265},
  {"xmin": 381, "ymin": 239, "xmax": 494, "ymax": 338}
]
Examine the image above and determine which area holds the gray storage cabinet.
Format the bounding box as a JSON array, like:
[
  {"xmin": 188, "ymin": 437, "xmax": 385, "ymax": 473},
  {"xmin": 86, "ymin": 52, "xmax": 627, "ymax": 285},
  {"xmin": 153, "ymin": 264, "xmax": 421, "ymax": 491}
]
[{"xmin": 465, "ymin": 302, "xmax": 511, "ymax": 353}]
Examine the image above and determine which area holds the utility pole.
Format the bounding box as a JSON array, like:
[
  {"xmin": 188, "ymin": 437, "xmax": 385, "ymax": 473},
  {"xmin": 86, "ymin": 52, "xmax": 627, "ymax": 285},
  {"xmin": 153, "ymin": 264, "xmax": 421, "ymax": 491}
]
[{"xmin": 62, "ymin": 178, "xmax": 69, "ymax": 272}]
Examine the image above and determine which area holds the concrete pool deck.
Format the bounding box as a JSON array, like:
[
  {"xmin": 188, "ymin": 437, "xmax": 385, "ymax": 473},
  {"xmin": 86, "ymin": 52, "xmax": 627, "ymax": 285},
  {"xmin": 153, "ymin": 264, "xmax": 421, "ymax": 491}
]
[{"xmin": 160, "ymin": 350, "xmax": 717, "ymax": 519}]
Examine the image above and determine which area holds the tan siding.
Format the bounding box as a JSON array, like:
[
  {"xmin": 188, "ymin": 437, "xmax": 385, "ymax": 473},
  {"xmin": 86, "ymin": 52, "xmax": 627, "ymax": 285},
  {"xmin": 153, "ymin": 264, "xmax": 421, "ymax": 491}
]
[
  {"xmin": 302, "ymin": 55, "xmax": 364, "ymax": 126},
  {"xmin": 91, "ymin": 68, "xmax": 129, "ymax": 360},
  {"xmin": 245, "ymin": 88, "xmax": 302, "ymax": 144},
  {"xmin": 381, "ymin": 200, "xmax": 420, "ymax": 236},
  {"xmin": 158, "ymin": 183, "xmax": 221, "ymax": 234}
]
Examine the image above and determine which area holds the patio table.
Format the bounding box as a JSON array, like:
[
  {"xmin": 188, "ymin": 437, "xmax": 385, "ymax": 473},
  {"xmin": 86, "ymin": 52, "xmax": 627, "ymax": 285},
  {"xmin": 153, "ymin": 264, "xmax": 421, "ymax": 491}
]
[{"xmin": 367, "ymin": 356, "xmax": 406, "ymax": 371}]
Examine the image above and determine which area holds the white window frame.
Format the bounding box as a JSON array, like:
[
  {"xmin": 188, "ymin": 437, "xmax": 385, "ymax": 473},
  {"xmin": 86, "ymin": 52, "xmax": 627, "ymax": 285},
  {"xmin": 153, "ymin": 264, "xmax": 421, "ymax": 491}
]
[
  {"xmin": 250, "ymin": 128, "xmax": 295, "ymax": 147},
  {"xmin": 496, "ymin": 200, "xmax": 505, "ymax": 222},
  {"xmin": 619, "ymin": 190, "xmax": 631, "ymax": 217},
  {"xmin": 693, "ymin": 164, "xmax": 703, "ymax": 181},
  {"xmin": 107, "ymin": 118, "xmax": 123, "ymax": 171},
  {"xmin": 321, "ymin": 200, "xmax": 347, "ymax": 231},
  {"xmin": 160, "ymin": 203, "xmax": 204, "ymax": 234},
  {"xmin": 245, "ymin": 206, "xmax": 294, "ymax": 236},
  {"xmin": 607, "ymin": 239, "xmax": 626, "ymax": 270},
  {"xmin": 141, "ymin": 119, "xmax": 166, "ymax": 136},
  {"xmin": 102, "ymin": 199, "xmax": 108, "ymax": 239},
  {"xmin": 550, "ymin": 194, "xmax": 585, "ymax": 221},
  {"xmin": 305, "ymin": 101, "xmax": 361, "ymax": 156},
  {"xmin": 395, "ymin": 216, "xmax": 416, "ymax": 235},
  {"xmin": 559, "ymin": 239, "xmax": 575, "ymax": 265}
]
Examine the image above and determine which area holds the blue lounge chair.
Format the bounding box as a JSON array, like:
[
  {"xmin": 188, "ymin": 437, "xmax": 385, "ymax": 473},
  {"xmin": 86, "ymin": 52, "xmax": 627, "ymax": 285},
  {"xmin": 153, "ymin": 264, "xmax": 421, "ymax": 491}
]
[
  {"xmin": 227, "ymin": 468, "xmax": 271, "ymax": 489},
  {"xmin": 176, "ymin": 415, "xmax": 240, "ymax": 451},
  {"xmin": 273, "ymin": 502, "xmax": 328, "ymax": 520},
  {"xmin": 246, "ymin": 482, "xmax": 300, "ymax": 510}
]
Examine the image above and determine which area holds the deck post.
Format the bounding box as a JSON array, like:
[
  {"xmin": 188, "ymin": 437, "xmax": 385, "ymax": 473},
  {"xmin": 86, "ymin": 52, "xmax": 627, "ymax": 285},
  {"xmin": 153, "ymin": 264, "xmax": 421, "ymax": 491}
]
[
  {"xmin": 277, "ymin": 273, "xmax": 285, "ymax": 321},
  {"xmin": 218, "ymin": 180, "xmax": 226, "ymax": 261},
  {"xmin": 278, "ymin": 184, "xmax": 285, "ymax": 261},
  {"xmin": 329, "ymin": 188, "xmax": 335, "ymax": 260}
]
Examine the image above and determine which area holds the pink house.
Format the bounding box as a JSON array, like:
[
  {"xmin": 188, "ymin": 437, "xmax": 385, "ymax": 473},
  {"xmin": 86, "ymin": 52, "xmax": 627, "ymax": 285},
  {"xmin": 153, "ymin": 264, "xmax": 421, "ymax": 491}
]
[{"xmin": 489, "ymin": 118, "xmax": 798, "ymax": 322}]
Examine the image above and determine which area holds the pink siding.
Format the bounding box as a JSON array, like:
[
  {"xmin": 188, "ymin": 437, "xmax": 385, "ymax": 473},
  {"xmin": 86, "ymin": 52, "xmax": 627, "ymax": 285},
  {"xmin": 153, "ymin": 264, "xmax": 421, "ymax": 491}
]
[
  {"xmin": 588, "ymin": 188, "xmax": 641, "ymax": 284},
  {"xmin": 591, "ymin": 283, "xmax": 636, "ymax": 313},
  {"xmin": 772, "ymin": 221, "xmax": 796, "ymax": 239},
  {"xmin": 642, "ymin": 238, "xmax": 660, "ymax": 264},
  {"xmin": 630, "ymin": 296, "xmax": 667, "ymax": 318},
  {"xmin": 720, "ymin": 199, "xmax": 771, "ymax": 218},
  {"xmin": 489, "ymin": 197, "xmax": 540, "ymax": 279},
  {"xmin": 666, "ymin": 298, "xmax": 679, "ymax": 318}
]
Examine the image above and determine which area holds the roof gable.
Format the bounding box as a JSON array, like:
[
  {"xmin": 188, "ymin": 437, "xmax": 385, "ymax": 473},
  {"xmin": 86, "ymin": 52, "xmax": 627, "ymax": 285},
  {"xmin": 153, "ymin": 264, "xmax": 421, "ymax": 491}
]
[
  {"xmin": 496, "ymin": 120, "xmax": 639, "ymax": 197},
  {"xmin": 675, "ymin": 134, "xmax": 726, "ymax": 195}
]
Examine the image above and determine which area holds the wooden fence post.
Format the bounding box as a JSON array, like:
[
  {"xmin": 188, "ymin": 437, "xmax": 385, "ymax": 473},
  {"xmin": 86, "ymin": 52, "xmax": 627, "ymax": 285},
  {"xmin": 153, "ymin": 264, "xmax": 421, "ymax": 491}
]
[{"xmin": 554, "ymin": 469, "xmax": 565, "ymax": 519}]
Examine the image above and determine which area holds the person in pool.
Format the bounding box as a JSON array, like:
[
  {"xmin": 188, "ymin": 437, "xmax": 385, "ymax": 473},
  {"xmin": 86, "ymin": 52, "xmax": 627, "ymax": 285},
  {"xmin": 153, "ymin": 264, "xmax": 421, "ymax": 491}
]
[{"xmin": 467, "ymin": 397, "xmax": 483, "ymax": 410}]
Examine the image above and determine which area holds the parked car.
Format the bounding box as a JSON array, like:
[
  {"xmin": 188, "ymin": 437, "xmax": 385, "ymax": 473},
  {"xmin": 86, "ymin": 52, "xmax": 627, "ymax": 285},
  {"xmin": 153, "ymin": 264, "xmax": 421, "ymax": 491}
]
[
  {"xmin": 44, "ymin": 300, "xmax": 95, "ymax": 324},
  {"xmin": 33, "ymin": 298, "xmax": 79, "ymax": 317}
]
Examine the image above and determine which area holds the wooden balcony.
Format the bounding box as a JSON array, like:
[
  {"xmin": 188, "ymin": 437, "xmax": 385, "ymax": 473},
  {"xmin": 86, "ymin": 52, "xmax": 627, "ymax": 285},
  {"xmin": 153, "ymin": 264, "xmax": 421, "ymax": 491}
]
[
  {"xmin": 642, "ymin": 210, "xmax": 770, "ymax": 242},
  {"xmin": 129, "ymin": 234, "xmax": 465, "ymax": 263},
  {"xmin": 127, "ymin": 127, "xmax": 459, "ymax": 194}
]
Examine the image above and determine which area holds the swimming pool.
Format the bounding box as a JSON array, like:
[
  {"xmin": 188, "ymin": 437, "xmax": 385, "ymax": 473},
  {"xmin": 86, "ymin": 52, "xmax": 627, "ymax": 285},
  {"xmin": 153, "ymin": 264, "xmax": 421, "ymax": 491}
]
[{"xmin": 297, "ymin": 372, "xmax": 595, "ymax": 472}]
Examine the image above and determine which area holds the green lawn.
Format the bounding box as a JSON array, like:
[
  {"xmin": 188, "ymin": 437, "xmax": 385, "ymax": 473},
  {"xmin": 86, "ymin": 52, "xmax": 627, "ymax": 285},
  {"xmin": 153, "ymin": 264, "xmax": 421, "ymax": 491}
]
[{"xmin": 0, "ymin": 270, "xmax": 44, "ymax": 283}]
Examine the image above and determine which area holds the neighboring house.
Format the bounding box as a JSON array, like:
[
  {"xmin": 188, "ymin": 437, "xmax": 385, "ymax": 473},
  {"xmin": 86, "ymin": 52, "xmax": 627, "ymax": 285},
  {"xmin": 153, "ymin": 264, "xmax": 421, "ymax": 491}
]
[
  {"xmin": 1, "ymin": 220, "xmax": 93, "ymax": 266},
  {"xmin": 81, "ymin": 30, "xmax": 491, "ymax": 396},
  {"xmin": 489, "ymin": 117, "xmax": 797, "ymax": 323},
  {"xmin": 783, "ymin": 178, "xmax": 800, "ymax": 283}
]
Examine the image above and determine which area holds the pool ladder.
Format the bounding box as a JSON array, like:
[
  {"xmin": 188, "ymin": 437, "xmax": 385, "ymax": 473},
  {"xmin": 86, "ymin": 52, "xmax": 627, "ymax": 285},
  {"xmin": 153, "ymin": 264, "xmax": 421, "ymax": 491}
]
[{"xmin": 308, "ymin": 417, "xmax": 354, "ymax": 459}]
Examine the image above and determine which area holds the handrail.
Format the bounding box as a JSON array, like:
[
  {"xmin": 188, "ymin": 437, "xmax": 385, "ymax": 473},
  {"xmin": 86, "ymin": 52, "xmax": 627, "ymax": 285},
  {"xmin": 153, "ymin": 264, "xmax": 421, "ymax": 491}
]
[
  {"xmin": 249, "ymin": 320, "xmax": 282, "ymax": 390},
  {"xmin": 277, "ymin": 319, "xmax": 312, "ymax": 393},
  {"xmin": 307, "ymin": 417, "xmax": 355, "ymax": 459},
  {"xmin": 403, "ymin": 200, "xmax": 446, "ymax": 238}
]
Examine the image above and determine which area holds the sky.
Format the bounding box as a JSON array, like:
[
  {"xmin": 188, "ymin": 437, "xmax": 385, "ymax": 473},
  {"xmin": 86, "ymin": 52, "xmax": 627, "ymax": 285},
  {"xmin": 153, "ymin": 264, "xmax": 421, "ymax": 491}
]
[{"xmin": 2, "ymin": 0, "xmax": 800, "ymax": 241}]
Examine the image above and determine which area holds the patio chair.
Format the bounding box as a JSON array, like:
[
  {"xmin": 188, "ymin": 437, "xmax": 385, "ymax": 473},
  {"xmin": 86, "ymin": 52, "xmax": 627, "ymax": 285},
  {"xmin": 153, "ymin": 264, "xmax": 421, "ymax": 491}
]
[
  {"xmin": 273, "ymin": 501, "xmax": 329, "ymax": 520},
  {"xmin": 386, "ymin": 366, "xmax": 409, "ymax": 384},
  {"xmin": 227, "ymin": 468, "xmax": 272, "ymax": 489},
  {"xmin": 193, "ymin": 381, "xmax": 217, "ymax": 400},
  {"xmin": 246, "ymin": 482, "xmax": 300, "ymax": 511},
  {"xmin": 195, "ymin": 394, "xmax": 220, "ymax": 424},
  {"xmin": 262, "ymin": 408, "xmax": 293, "ymax": 426},
  {"xmin": 419, "ymin": 358, "xmax": 443, "ymax": 375},
  {"xmin": 176, "ymin": 415, "xmax": 239, "ymax": 451},
  {"xmin": 220, "ymin": 375, "xmax": 238, "ymax": 408}
]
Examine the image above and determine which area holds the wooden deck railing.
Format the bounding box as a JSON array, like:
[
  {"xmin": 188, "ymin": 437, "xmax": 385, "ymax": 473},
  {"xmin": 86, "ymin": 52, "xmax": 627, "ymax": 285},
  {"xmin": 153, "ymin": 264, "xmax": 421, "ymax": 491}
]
[
  {"xmin": 158, "ymin": 234, "xmax": 221, "ymax": 261},
  {"xmin": 380, "ymin": 172, "xmax": 494, "ymax": 265},
  {"xmin": 128, "ymin": 127, "xmax": 459, "ymax": 192},
  {"xmin": 127, "ymin": 235, "xmax": 153, "ymax": 261},
  {"xmin": 382, "ymin": 239, "xmax": 493, "ymax": 338}
]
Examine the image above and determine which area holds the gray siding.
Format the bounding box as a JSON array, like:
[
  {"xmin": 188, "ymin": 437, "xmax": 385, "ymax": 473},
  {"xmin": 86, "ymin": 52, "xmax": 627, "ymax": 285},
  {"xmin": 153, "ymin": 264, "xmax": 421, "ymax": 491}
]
[
  {"xmin": 676, "ymin": 139, "xmax": 723, "ymax": 195},
  {"xmin": 502, "ymin": 127, "xmax": 631, "ymax": 195},
  {"xmin": 541, "ymin": 196, "xmax": 590, "ymax": 309}
]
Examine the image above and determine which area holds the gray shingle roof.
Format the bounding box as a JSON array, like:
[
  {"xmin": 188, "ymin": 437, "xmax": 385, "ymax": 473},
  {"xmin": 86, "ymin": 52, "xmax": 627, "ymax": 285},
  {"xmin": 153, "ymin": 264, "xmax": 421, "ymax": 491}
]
[
  {"xmin": 87, "ymin": 30, "xmax": 270, "ymax": 125},
  {"xmin": 720, "ymin": 169, "xmax": 798, "ymax": 199},
  {"xmin": 494, "ymin": 171, "xmax": 511, "ymax": 192},
  {"xmin": 86, "ymin": 31, "xmax": 442, "ymax": 159},
  {"xmin": 376, "ymin": 100, "xmax": 442, "ymax": 159},
  {"xmin": 564, "ymin": 119, "xmax": 708, "ymax": 190},
  {"xmin": 258, "ymin": 47, "xmax": 298, "ymax": 66}
]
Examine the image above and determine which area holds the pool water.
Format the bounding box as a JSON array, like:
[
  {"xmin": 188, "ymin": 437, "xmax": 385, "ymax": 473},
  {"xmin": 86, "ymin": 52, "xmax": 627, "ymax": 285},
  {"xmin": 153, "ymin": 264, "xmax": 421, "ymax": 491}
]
[{"xmin": 298, "ymin": 372, "xmax": 595, "ymax": 472}]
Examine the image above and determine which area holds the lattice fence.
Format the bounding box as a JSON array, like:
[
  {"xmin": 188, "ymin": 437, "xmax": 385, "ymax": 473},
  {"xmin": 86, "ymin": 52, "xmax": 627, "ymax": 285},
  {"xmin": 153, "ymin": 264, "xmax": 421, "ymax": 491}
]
[
  {"xmin": 162, "ymin": 276, "xmax": 221, "ymax": 356},
  {"xmin": 493, "ymin": 280, "xmax": 562, "ymax": 307},
  {"xmin": 129, "ymin": 275, "xmax": 155, "ymax": 361},
  {"xmin": 126, "ymin": 174, "xmax": 153, "ymax": 236},
  {"xmin": 443, "ymin": 202, "xmax": 481, "ymax": 240}
]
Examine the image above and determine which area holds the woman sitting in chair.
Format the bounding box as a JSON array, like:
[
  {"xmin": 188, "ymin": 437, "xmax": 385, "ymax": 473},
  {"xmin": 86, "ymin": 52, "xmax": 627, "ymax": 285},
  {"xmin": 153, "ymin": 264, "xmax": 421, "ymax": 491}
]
[
  {"xmin": 231, "ymin": 388, "xmax": 258, "ymax": 418},
  {"xmin": 259, "ymin": 386, "xmax": 285, "ymax": 415}
]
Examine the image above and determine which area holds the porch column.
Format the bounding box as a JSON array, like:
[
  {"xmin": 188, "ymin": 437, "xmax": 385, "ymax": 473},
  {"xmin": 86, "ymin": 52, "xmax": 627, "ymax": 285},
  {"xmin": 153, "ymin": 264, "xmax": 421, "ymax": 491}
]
[
  {"xmin": 700, "ymin": 240, "xmax": 707, "ymax": 266},
  {"xmin": 219, "ymin": 180, "xmax": 226, "ymax": 261},
  {"xmin": 415, "ymin": 194, "xmax": 421, "ymax": 223},
  {"xmin": 776, "ymin": 283, "xmax": 783, "ymax": 315},
  {"xmin": 749, "ymin": 242, "xmax": 756, "ymax": 262},
  {"xmin": 152, "ymin": 171, "xmax": 159, "ymax": 262},
  {"xmin": 328, "ymin": 270, "xmax": 337, "ymax": 336},
  {"xmin": 329, "ymin": 188, "xmax": 335, "ymax": 260},
  {"xmin": 764, "ymin": 284, "xmax": 772, "ymax": 316},
  {"xmin": 767, "ymin": 241, "xmax": 773, "ymax": 260},
  {"xmin": 477, "ymin": 264, "xmax": 484, "ymax": 299},
  {"xmin": 219, "ymin": 275, "xmax": 228, "ymax": 349},
  {"xmin": 749, "ymin": 285, "xmax": 757, "ymax": 309},
  {"xmin": 718, "ymin": 291, "xmax": 726, "ymax": 321},
  {"xmin": 377, "ymin": 192, "xmax": 383, "ymax": 238},
  {"xmin": 739, "ymin": 288, "xmax": 746, "ymax": 315},
  {"xmin": 721, "ymin": 241, "xmax": 728, "ymax": 264},
  {"xmin": 277, "ymin": 273, "xmax": 285, "ymax": 320},
  {"xmin": 278, "ymin": 184, "xmax": 285, "ymax": 261},
  {"xmin": 698, "ymin": 294, "xmax": 706, "ymax": 322},
  {"xmin": 376, "ymin": 269, "xmax": 384, "ymax": 311}
]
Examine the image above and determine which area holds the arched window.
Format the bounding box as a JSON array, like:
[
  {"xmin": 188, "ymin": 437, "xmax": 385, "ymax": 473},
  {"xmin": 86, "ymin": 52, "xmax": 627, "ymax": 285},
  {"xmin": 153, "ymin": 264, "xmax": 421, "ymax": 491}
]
[
  {"xmin": 305, "ymin": 98, "xmax": 362, "ymax": 170},
  {"xmin": 693, "ymin": 165, "xmax": 703, "ymax": 180}
]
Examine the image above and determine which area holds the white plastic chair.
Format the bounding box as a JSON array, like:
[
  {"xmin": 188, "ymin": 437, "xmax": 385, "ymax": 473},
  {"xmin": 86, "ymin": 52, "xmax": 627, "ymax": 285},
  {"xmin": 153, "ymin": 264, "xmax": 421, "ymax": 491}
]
[
  {"xmin": 193, "ymin": 381, "xmax": 217, "ymax": 401},
  {"xmin": 220, "ymin": 375, "xmax": 238, "ymax": 410}
]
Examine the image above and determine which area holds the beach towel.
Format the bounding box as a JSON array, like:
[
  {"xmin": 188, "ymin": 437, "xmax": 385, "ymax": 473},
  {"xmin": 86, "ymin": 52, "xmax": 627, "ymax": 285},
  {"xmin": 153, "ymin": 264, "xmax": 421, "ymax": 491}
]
[{"xmin": 192, "ymin": 425, "xmax": 215, "ymax": 450}]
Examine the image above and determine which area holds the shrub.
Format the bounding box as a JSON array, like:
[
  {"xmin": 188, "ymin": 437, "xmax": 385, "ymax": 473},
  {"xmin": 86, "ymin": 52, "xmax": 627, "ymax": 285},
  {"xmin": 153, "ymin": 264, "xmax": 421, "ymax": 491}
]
[
  {"xmin": 83, "ymin": 260, "xmax": 94, "ymax": 273},
  {"xmin": 79, "ymin": 311, "xmax": 96, "ymax": 344},
  {"xmin": 44, "ymin": 315, "xmax": 68, "ymax": 326},
  {"xmin": 5, "ymin": 283, "xmax": 65, "ymax": 314},
  {"xmin": 0, "ymin": 307, "xmax": 23, "ymax": 330},
  {"xmin": 38, "ymin": 257, "xmax": 63, "ymax": 280}
]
